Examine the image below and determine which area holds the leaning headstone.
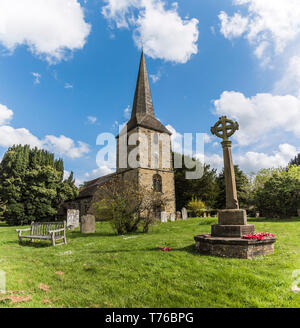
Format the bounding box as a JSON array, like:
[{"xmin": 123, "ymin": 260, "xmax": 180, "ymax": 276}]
[
  {"xmin": 176, "ymin": 211, "xmax": 181, "ymax": 220},
  {"xmin": 81, "ymin": 215, "xmax": 95, "ymax": 234},
  {"xmin": 182, "ymin": 207, "xmax": 188, "ymax": 220},
  {"xmin": 67, "ymin": 209, "xmax": 79, "ymax": 230},
  {"xmin": 161, "ymin": 211, "xmax": 168, "ymax": 223},
  {"xmin": 170, "ymin": 213, "xmax": 176, "ymax": 222}
]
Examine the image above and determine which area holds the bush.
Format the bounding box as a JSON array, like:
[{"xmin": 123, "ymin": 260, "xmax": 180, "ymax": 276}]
[
  {"xmin": 187, "ymin": 197, "xmax": 206, "ymax": 217},
  {"xmin": 92, "ymin": 177, "xmax": 168, "ymax": 234}
]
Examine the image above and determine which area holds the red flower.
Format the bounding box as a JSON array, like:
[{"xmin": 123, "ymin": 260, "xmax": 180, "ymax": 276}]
[
  {"xmin": 156, "ymin": 246, "xmax": 172, "ymax": 251},
  {"xmin": 242, "ymin": 232, "xmax": 275, "ymax": 240}
]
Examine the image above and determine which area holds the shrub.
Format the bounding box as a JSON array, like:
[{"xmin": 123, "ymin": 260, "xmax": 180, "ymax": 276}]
[
  {"xmin": 187, "ymin": 197, "xmax": 206, "ymax": 217},
  {"xmin": 92, "ymin": 176, "xmax": 168, "ymax": 234}
]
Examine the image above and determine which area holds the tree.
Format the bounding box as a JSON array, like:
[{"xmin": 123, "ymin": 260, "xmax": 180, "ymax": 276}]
[
  {"xmin": 254, "ymin": 165, "xmax": 300, "ymax": 218},
  {"xmin": 0, "ymin": 145, "xmax": 78, "ymax": 225},
  {"xmin": 215, "ymin": 165, "xmax": 252, "ymax": 209},
  {"xmin": 91, "ymin": 176, "xmax": 168, "ymax": 234},
  {"xmin": 173, "ymin": 153, "xmax": 219, "ymax": 210},
  {"xmin": 0, "ymin": 199, "xmax": 6, "ymax": 221},
  {"xmin": 289, "ymin": 153, "xmax": 300, "ymax": 166}
]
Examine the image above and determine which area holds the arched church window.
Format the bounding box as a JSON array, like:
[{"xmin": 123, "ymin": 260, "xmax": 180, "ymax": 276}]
[{"xmin": 153, "ymin": 174, "xmax": 162, "ymax": 192}]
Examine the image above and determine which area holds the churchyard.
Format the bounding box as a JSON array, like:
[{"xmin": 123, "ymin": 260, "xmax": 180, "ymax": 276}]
[{"xmin": 0, "ymin": 217, "xmax": 299, "ymax": 308}]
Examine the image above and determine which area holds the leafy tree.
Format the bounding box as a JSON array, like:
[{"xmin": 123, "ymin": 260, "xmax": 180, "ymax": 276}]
[
  {"xmin": 254, "ymin": 165, "xmax": 300, "ymax": 218},
  {"xmin": 187, "ymin": 197, "xmax": 206, "ymax": 217},
  {"xmin": 0, "ymin": 145, "xmax": 78, "ymax": 225},
  {"xmin": 173, "ymin": 153, "xmax": 219, "ymax": 210},
  {"xmin": 91, "ymin": 176, "xmax": 168, "ymax": 234},
  {"xmin": 0, "ymin": 199, "xmax": 6, "ymax": 221},
  {"xmin": 289, "ymin": 153, "xmax": 300, "ymax": 166},
  {"xmin": 216, "ymin": 165, "xmax": 251, "ymax": 209}
]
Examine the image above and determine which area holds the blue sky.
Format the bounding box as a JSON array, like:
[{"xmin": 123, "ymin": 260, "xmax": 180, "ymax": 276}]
[{"xmin": 0, "ymin": 0, "xmax": 300, "ymax": 184}]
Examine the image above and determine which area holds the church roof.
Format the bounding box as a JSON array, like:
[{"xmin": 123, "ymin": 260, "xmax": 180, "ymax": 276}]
[
  {"xmin": 118, "ymin": 51, "xmax": 171, "ymax": 136},
  {"xmin": 77, "ymin": 172, "xmax": 117, "ymax": 199}
]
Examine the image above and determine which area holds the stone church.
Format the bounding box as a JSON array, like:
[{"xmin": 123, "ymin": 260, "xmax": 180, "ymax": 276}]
[{"xmin": 63, "ymin": 52, "xmax": 176, "ymax": 218}]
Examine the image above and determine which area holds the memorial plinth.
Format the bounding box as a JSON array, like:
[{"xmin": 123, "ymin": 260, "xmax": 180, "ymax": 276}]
[{"xmin": 194, "ymin": 116, "xmax": 275, "ymax": 258}]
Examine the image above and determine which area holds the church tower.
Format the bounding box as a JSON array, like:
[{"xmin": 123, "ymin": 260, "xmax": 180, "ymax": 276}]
[{"xmin": 116, "ymin": 51, "xmax": 176, "ymax": 216}]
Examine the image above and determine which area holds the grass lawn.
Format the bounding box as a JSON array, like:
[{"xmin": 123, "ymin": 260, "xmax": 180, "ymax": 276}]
[{"xmin": 0, "ymin": 217, "xmax": 299, "ymax": 308}]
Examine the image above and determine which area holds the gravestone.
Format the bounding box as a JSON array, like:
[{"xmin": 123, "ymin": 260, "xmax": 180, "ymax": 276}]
[
  {"xmin": 161, "ymin": 211, "xmax": 168, "ymax": 223},
  {"xmin": 255, "ymin": 212, "xmax": 260, "ymax": 218},
  {"xmin": 170, "ymin": 213, "xmax": 176, "ymax": 222},
  {"xmin": 182, "ymin": 207, "xmax": 188, "ymax": 220},
  {"xmin": 67, "ymin": 209, "xmax": 79, "ymax": 230},
  {"xmin": 176, "ymin": 211, "xmax": 181, "ymax": 220},
  {"xmin": 203, "ymin": 212, "xmax": 207, "ymax": 218},
  {"xmin": 80, "ymin": 215, "xmax": 95, "ymax": 234}
]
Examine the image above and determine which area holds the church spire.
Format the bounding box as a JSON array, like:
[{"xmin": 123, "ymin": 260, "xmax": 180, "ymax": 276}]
[
  {"xmin": 131, "ymin": 51, "xmax": 154, "ymax": 118},
  {"xmin": 121, "ymin": 51, "xmax": 171, "ymax": 136}
]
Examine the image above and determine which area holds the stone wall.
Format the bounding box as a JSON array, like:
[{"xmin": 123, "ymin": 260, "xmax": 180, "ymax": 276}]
[{"xmin": 138, "ymin": 168, "xmax": 176, "ymax": 215}]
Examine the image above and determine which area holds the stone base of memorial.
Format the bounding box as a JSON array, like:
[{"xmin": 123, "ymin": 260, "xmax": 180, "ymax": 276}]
[
  {"xmin": 194, "ymin": 209, "xmax": 276, "ymax": 259},
  {"xmin": 194, "ymin": 234, "xmax": 276, "ymax": 259}
]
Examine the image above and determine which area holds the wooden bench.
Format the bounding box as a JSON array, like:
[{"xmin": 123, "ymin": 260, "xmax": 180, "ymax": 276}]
[{"xmin": 16, "ymin": 221, "xmax": 67, "ymax": 246}]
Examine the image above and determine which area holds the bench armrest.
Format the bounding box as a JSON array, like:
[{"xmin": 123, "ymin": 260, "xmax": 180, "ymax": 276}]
[{"xmin": 16, "ymin": 228, "xmax": 31, "ymax": 233}]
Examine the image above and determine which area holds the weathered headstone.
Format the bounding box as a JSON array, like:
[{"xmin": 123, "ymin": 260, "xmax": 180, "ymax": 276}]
[
  {"xmin": 176, "ymin": 211, "xmax": 181, "ymax": 220},
  {"xmin": 67, "ymin": 209, "xmax": 79, "ymax": 230},
  {"xmin": 170, "ymin": 213, "xmax": 176, "ymax": 222},
  {"xmin": 80, "ymin": 214, "xmax": 95, "ymax": 234},
  {"xmin": 182, "ymin": 207, "xmax": 187, "ymax": 220},
  {"xmin": 255, "ymin": 212, "xmax": 260, "ymax": 218},
  {"xmin": 203, "ymin": 212, "xmax": 207, "ymax": 218},
  {"xmin": 161, "ymin": 211, "xmax": 168, "ymax": 223}
]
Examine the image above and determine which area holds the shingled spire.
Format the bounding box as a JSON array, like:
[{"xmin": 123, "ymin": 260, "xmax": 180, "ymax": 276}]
[
  {"xmin": 131, "ymin": 50, "xmax": 154, "ymax": 118},
  {"xmin": 124, "ymin": 51, "xmax": 171, "ymax": 135}
]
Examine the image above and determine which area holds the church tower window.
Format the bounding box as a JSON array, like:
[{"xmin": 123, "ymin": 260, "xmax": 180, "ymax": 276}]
[{"xmin": 153, "ymin": 174, "xmax": 162, "ymax": 192}]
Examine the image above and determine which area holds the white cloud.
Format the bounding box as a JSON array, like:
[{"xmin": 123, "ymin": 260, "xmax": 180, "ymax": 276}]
[
  {"xmin": 0, "ymin": 125, "xmax": 42, "ymax": 148},
  {"xmin": 63, "ymin": 170, "xmax": 70, "ymax": 180},
  {"xmin": 150, "ymin": 71, "xmax": 161, "ymax": 83},
  {"xmin": 204, "ymin": 153, "xmax": 223, "ymax": 171},
  {"xmin": 274, "ymin": 56, "xmax": 300, "ymax": 96},
  {"xmin": 219, "ymin": 0, "xmax": 300, "ymax": 61},
  {"xmin": 0, "ymin": 0, "xmax": 91, "ymax": 63},
  {"xmin": 219, "ymin": 11, "xmax": 248, "ymax": 39},
  {"xmin": 32, "ymin": 72, "xmax": 41, "ymax": 84},
  {"xmin": 165, "ymin": 124, "xmax": 182, "ymax": 153},
  {"xmin": 0, "ymin": 104, "xmax": 13, "ymax": 125},
  {"xmin": 203, "ymin": 133, "xmax": 212, "ymax": 144},
  {"xmin": 43, "ymin": 135, "xmax": 90, "ymax": 159},
  {"xmin": 102, "ymin": 0, "xmax": 199, "ymax": 63},
  {"xmin": 64, "ymin": 83, "xmax": 73, "ymax": 89},
  {"xmin": 87, "ymin": 116, "xmax": 97, "ymax": 124},
  {"xmin": 235, "ymin": 143, "xmax": 298, "ymax": 172},
  {"xmin": 84, "ymin": 165, "xmax": 114, "ymax": 180},
  {"xmin": 214, "ymin": 91, "xmax": 300, "ymax": 146},
  {"xmin": 123, "ymin": 105, "xmax": 131, "ymax": 119},
  {"xmin": 0, "ymin": 103, "xmax": 90, "ymax": 159}
]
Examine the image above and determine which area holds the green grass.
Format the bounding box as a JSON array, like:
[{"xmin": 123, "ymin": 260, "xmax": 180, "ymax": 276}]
[{"xmin": 0, "ymin": 217, "xmax": 300, "ymax": 308}]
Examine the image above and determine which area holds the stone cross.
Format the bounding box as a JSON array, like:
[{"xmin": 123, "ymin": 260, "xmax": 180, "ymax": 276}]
[{"xmin": 211, "ymin": 116, "xmax": 239, "ymax": 209}]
